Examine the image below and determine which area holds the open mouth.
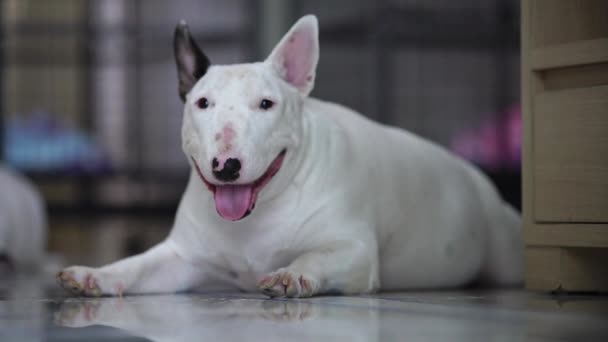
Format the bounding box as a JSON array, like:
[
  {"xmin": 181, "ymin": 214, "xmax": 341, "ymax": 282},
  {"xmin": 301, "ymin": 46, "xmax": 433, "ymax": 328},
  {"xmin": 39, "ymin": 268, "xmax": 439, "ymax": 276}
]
[{"xmin": 191, "ymin": 149, "xmax": 286, "ymax": 221}]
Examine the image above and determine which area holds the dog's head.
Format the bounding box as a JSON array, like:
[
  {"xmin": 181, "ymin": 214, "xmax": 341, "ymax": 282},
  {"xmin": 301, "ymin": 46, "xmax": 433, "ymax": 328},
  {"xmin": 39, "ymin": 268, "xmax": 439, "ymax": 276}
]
[{"xmin": 174, "ymin": 15, "xmax": 319, "ymax": 221}]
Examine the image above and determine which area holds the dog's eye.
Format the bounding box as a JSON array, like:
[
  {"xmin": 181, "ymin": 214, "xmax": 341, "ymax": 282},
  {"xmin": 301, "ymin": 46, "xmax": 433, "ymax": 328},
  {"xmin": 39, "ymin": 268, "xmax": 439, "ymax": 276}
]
[
  {"xmin": 259, "ymin": 99, "xmax": 274, "ymax": 110},
  {"xmin": 196, "ymin": 97, "xmax": 209, "ymax": 109}
]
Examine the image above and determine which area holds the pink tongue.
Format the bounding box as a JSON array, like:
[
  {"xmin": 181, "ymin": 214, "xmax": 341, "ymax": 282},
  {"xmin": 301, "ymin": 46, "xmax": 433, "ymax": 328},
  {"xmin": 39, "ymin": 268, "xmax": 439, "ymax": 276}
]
[{"xmin": 214, "ymin": 185, "xmax": 254, "ymax": 221}]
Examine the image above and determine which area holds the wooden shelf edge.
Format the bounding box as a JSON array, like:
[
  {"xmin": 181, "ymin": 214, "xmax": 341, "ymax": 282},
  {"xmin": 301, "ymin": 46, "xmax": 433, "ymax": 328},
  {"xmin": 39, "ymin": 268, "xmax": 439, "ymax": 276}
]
[
  {"xmin": 531, "ymin": 38, "xmax": 608, "ymax": 71},
  {"xmin": 524, "ymin": 222, "xmax": 608, "ymax": 248}
]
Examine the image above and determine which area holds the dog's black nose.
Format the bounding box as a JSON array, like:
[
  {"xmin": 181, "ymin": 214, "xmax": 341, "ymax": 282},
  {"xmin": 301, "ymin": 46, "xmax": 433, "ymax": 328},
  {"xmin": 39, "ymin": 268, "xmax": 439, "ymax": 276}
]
[{"xmin": 213, "ymin": 158, "xmax": 241, "ymax": 182}]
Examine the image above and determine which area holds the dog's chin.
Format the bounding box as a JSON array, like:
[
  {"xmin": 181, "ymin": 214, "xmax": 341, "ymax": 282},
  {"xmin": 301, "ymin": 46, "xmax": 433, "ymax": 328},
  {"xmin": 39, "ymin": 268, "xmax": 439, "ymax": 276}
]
[{"xmin": 191, "ymin": 149, "xmax": 287, "ymax": 221}]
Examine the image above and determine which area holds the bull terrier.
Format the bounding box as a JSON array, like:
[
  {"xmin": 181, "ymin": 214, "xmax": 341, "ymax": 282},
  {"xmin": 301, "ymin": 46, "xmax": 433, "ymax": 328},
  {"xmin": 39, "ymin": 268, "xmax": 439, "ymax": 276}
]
[{"xmin": 57, "ymin": 15, "xmax": 523, "ymax": 298}]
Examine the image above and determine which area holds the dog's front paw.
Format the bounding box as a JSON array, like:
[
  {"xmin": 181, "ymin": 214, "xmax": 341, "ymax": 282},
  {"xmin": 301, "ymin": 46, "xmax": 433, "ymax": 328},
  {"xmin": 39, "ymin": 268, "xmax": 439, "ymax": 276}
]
[
  {"xmin": 258, "ymin": 268, "xmax": 319, "ymax": 298},
  {"xmin": 57, "ymin": 267, "xmax": 102, "ymax": 297},
  {"xmin": 57, "ymin": 267, "xmax": 123, "ymax": 297}
]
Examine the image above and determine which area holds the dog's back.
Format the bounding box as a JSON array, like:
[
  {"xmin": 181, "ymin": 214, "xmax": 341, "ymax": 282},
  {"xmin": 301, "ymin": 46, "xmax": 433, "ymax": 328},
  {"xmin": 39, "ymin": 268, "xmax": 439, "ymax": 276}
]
[{"xmin": 305, "ymin": 98, "xmax": 523, "ymax": 289}]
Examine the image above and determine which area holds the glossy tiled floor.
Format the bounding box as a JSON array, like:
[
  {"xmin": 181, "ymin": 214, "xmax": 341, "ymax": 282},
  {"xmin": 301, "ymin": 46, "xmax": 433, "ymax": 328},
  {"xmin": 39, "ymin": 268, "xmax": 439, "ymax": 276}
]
[{"xmin": 1, "ymin": 273, "xmax": 608, "ymax": 341}]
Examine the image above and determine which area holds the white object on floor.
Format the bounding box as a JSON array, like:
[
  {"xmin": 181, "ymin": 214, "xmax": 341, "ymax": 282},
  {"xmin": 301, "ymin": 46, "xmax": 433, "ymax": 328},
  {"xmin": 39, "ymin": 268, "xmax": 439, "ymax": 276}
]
[{"xmin": 0, "ymin": 165, "xmax": 47, "ymax": 270}]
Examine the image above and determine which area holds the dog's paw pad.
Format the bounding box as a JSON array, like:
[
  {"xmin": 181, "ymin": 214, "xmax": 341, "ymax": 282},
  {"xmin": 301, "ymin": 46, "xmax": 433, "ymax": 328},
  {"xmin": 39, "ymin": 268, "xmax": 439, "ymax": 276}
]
[
  {"xmin": 258, "ymin": 269, "xmax": 317, "ymax": 298},
  {"xmin": 57, "ymin": 270, "xmax": 83, "ymax": 294},
  {"xmin": 57, "ymin": 267, "xmax": 103, "ymax": 297}
]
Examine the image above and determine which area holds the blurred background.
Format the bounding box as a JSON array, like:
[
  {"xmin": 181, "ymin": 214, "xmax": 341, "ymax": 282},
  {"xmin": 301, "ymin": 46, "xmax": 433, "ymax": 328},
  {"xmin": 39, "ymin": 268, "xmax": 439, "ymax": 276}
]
[{"xmin": 0, "ymin": 0, "xmax": 521, "ymax": 267}]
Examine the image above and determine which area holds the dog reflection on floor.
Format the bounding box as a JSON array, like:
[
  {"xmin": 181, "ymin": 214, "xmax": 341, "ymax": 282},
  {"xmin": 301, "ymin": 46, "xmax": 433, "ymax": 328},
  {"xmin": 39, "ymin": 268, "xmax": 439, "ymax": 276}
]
[
  {"xmin": 55, "ymin": 295, "xmax": 380, "ymax": 342},
  {"xmin": 54, "ymin": 293, "xmax": 538, "ymax": 342}
]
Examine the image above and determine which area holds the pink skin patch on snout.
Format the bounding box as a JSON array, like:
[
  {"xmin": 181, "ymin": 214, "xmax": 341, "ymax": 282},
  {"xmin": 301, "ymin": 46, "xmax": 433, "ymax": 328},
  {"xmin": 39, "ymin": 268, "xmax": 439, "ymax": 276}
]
[
  {"xmin": 222, "ymin": 125, "xmax": 236, "ymax": 144},
  {"xmin": 191, "ymin": 149, "xmax": 287, "ymax": 221},
  {"xmin": 214, "ymin": 124, "xmax": 236, "ymax": 155}
]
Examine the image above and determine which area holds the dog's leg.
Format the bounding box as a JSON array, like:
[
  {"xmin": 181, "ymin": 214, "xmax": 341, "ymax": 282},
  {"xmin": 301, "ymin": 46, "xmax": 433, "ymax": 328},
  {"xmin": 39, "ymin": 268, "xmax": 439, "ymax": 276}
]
[
  {"xmin": 258, "ymin": 238, "xmax": 379, "ymax": 298},
  {"xmin": 57, "ymin": 240, "xmax": 204, "ymax": 296}
]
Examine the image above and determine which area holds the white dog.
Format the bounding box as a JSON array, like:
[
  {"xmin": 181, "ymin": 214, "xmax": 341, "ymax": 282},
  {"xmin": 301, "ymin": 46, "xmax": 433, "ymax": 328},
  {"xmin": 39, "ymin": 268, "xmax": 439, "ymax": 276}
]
[{"xmin": 58, "ymin": 15, "xmax": 522, "ymax": 298}]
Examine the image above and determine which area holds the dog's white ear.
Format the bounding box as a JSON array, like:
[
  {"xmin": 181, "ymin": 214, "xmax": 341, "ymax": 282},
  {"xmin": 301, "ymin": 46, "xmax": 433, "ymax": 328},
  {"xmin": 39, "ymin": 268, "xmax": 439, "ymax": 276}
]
[
  {"xmin": 265, "ymin": 15, "xmax": 319, "ymax": 96},
  {"xmin": 174, "ymin": 21, "xmax": 211, "ymax": 102}
]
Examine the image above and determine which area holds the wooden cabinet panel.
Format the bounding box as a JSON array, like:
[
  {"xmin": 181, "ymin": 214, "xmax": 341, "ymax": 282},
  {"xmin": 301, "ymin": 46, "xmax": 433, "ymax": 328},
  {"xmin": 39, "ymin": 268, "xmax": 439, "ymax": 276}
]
[
  {"xmin": 526, "ymin": 247, "xmax": 608, "ymax": 291},
  {"xmin": 534, "ymin": 86, "xmax": 608, "ymax": 222},
  {"xmin": 531, "ymin": 0, "xmax": 608, "ymax": 48},
  {"xmin": 530, "ymin": 1, "xmax": 608, "ymax": 70},
  {"xmin": 523, "ymin": 0, "xmax": 608, "ymax": 292}
]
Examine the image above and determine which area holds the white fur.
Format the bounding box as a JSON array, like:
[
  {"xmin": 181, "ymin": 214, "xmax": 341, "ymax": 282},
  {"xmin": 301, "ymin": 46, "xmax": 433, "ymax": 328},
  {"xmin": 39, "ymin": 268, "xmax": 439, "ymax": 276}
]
[
  {"xmin": 0, "ymin": 166, "xmax": 47, "ymax": 270},
  {"xmin": 58, "ymin": 15, "xmax": 523, "ymax": 298}
]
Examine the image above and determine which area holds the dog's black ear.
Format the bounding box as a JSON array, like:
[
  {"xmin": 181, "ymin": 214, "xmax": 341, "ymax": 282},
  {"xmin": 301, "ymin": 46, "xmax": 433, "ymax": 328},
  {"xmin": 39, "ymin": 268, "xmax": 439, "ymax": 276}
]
[{"xmin": 174, "ymin": 21, "xmax": 210, "ymax": 102}]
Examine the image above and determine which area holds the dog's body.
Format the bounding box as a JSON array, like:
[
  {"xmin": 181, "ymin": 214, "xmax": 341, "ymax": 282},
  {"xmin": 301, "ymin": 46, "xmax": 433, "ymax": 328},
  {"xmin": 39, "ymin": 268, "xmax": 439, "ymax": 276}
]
[{"xmin": 58, "ymin": 15, "xmax": 522, "ymax": 298}]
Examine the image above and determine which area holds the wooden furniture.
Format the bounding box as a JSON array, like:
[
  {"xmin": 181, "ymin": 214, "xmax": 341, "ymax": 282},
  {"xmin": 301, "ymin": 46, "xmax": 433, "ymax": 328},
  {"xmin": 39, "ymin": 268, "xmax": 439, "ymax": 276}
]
[{"xmin": 522, "ymin": 0, "xmax": 608, "ymax": 291}]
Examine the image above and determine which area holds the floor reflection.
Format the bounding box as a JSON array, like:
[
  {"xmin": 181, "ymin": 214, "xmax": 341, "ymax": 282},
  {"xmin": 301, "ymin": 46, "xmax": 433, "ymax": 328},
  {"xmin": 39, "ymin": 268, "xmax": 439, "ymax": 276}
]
[
  {"xmin": 1, "ymin": 274, "xmax": 608, "ymax": 342},
  {"xmin": 54, "ymin": 295, "xmax": 381, "ymax": 342},
  {"xmin": 50, "ymin": 292, "xmax": 608, "ymax": 342}
]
